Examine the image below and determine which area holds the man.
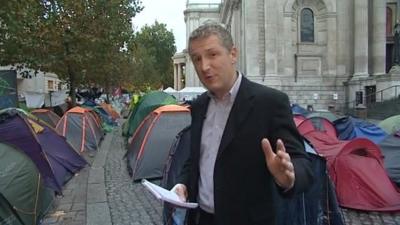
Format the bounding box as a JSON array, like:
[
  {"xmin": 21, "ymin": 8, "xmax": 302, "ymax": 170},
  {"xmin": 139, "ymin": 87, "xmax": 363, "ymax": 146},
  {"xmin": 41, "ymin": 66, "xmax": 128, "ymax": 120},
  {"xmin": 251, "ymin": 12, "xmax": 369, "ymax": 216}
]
[{"xmin": 172, "ymin": 23, "xmax": 313, "ymax": 225}]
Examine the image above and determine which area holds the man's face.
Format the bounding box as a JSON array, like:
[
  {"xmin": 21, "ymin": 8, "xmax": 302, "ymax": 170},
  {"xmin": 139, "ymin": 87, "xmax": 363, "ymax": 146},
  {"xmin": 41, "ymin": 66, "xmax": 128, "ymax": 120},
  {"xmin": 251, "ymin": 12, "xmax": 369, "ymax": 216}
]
[{"xmin": 189, "ymin": 35, "xmax": 237, "ymax": 98}]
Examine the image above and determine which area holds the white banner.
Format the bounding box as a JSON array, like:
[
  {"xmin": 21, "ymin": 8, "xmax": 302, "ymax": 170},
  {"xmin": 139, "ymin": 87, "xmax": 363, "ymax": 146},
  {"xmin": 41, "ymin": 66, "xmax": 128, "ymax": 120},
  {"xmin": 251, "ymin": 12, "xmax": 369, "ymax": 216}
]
[
  {"xmin": 24, "ymin": 91, "xmax": 45, "ymax": 108},
  {"xmin": 45, "ymin": 90, "xmax": 68, "ymax": 107}
]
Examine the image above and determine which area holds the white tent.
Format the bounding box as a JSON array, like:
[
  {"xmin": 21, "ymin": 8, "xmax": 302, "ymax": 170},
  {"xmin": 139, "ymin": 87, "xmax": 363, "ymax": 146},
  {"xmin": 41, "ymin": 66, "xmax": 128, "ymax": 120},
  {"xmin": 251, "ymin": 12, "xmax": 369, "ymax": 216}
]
[
  {"xmin": 178, "ymin": 86, "xmax": 207, "ymax": 101},
  {"xmin": 163, "ymin": 87, "xmax": 177, "ymax": 93},
  {"xmin": 163, "ymin": 87, "xmax": 178, "ymax": 99}
]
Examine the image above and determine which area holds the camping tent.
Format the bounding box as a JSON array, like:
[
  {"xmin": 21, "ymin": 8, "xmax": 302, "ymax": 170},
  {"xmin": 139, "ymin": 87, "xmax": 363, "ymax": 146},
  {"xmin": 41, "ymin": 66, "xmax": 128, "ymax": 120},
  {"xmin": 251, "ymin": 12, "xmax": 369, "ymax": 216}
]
[
  {"xmin": 31, "ymin": 109, "xmax": 61, "ymax": 128},
  {"xmin": 177, "ymin": 86, "xmax": 206, "ymax": 102},
  {"xmin": 291, "ymin": 104, "xmax": 310, "ymax": 116},
  {"xmin": 161, "ymin": 127, "xmax": 345, "ymax": 225},
  {"xmin": 56, "ymin": 106, "xmax": 104, "ymax": 153},
  {"xmin": 293, "ymin": 114, "xmax": 306, "ymax": 127},
  {"xmin": 334, "ymin": 116, "xmax": 388, "ymax": 144},
  {"xmin": 378, "ymin": 135, "xmax": 400, "ymax": 186},
  {"xmin": 163, "ymin": 87, "xmax": 178, "ymax": 99},
  {"xmin": 297, "ymin": 117, "xmax": 337, "ymax": 139},
  {"xmin": 306, "ymin": 110, "xmax": 339, "ymax": 122},
  {"xmin": 0, "ymin": 142, "xmax": 53, "ymax": 225},
  {"xmin": 161, "ymin": 126, "xmax": 191, "ymax": 225},
  {"xmin": 122, "ymin": 91, "xmax": 177, "ymax": 138},
  {"xmin": 0, "ymin": 108, "xmax": 87, "ymax": 193},
  {"xmin": 303, "ymin": 130, "xmax": 400, "ymax": 212},
  {"xmin": 100, "ymin": 103, "xmax": 120, "ymax": 120},
  {"xmin": 378, "ymin": 115, "xmax": 400, "ymax": 135},
  {"xmin": 276, "ymin": 140, "xmax": 344, "ymax": 225},
  {"xmin": 126, "ymin": 105, "xmax": 191, "ymax": 181}
]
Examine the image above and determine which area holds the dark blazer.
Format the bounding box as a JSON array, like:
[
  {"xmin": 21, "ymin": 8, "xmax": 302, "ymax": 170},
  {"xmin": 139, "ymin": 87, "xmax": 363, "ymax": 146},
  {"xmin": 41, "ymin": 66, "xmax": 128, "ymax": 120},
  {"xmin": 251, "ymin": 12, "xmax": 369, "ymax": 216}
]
[{"xmin": 180, "ymin": 76, "xmax": 313, "ymax": 225}]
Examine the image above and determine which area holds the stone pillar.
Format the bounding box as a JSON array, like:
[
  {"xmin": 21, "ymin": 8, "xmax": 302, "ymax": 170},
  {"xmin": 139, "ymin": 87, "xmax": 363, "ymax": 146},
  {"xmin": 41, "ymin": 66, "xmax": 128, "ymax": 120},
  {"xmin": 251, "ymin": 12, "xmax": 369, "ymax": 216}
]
[
  {"xmin": 327, "ymin": 14, "xmax": 337, "ymax": 76},
  {"xmin": 264, "ymin": 0, "xmax": 277, "ymax": 76},
  {"xmin": 242, "ymin": 0, "xmax": 260, "ymax": 78},
  {"xmin": 353, "ymin": 0, "xmax": 369, "ymax": 79},
  {"xmin": 372, "ymin": 0, "xmax": 387, "ymax": 76},
  {"xmin": 283, "ymin": 6, "xmax": 295, "ymax": 77},
  {"xmin": 337, "ymin": 0, "xmax": 353, "ymax": 78},
  {"xmin": 173, "ymin": 64, "xmax": 178, "ymax": 90},
  {"xmin": 177, "ymin": 63, "xmax": 182, "ymax": 90}
]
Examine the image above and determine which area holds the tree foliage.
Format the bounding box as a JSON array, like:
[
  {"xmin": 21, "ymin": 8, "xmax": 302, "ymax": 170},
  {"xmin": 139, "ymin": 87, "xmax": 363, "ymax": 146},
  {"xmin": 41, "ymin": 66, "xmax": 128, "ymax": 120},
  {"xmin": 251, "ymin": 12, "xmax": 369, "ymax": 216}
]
[
  {"xmin": 130, "ymin": 21, "xmax": 176, "ymax": 90},
  {"xmin": 0, "ymin": 0, "xmax": 143, "ymax": 105}
]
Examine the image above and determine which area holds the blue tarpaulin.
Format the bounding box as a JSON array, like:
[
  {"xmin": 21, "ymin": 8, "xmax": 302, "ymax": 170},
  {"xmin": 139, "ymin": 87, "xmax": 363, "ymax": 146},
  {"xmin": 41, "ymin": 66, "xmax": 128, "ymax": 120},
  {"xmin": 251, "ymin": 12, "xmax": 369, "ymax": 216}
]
[
  {"xmin": 291, "ymin": 104, "xmax": 310, "ymax": 116},
  {"xmin": 334, "ymin": 116, "xmax": 388, "ymax": 144}
]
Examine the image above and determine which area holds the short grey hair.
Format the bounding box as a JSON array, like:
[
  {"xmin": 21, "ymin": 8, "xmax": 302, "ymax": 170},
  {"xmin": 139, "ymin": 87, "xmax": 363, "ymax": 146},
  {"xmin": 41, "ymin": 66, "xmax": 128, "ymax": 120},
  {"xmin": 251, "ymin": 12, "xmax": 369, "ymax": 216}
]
[{"xmin": 188, "ymin": 22, "xmax": 233, "ymax": 54}]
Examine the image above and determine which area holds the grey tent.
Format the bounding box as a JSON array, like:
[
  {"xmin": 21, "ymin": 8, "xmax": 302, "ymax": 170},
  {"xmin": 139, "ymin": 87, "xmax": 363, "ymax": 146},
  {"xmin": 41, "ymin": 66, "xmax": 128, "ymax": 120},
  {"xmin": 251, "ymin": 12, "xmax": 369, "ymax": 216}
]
[
  {"xmin": 126, "ymin": 105, "xmax": 191, "ymax": 181},
  {"xmin": 378, "ymin": 134, "xmax": 400, "ymax": 186}
]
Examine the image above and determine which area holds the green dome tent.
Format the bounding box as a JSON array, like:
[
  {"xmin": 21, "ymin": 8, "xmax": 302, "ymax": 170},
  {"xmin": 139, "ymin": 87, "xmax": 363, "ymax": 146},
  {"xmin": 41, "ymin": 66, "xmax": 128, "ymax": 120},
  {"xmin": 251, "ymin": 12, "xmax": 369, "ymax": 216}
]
[
  {"xmin": 378, "ymin": 115, "xmax": 400, "ymax": 134},
  {"xmin": 0, "ymin": 142, "xmax": 53, "ymax": 225},
  {"xmin": 122, "ymin": 91, "xmax": 177, "ymax": 138}
]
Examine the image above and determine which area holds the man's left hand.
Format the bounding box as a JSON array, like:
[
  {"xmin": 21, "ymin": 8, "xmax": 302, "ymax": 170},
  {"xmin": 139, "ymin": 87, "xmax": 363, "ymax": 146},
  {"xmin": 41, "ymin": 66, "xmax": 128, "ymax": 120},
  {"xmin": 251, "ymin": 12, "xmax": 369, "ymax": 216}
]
[{"xmin": 261, "ymin": 138, "xmax": 295, "ymax": 190}]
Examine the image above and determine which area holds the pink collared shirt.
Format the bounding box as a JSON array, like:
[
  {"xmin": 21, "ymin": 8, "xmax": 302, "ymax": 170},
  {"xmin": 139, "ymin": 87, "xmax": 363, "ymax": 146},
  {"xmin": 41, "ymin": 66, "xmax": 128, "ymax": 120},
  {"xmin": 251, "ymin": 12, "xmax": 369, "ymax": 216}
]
[{"xmin": 198, "ymin": 72, "xmax": 242, "ymax": 213}]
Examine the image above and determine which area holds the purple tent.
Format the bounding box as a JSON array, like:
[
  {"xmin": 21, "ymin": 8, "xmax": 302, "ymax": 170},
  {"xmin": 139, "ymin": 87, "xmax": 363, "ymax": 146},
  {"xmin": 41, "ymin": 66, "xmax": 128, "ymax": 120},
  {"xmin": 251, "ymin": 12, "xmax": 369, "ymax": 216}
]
[{"xmin": 0, "ymin": 109, "xmax": 87, "ymax": 193}]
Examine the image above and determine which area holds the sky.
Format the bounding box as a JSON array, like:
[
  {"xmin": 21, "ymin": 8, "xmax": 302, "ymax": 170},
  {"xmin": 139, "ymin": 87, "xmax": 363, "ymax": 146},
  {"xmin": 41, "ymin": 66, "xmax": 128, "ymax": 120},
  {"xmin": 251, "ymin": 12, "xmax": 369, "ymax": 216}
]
[
  {"xmin": 131, "ymin": 0, "xmax": 187, "ymax": 52},
  {"xmin": 132, "ymin": 0, "xmax": 222, "ymax": 53}
]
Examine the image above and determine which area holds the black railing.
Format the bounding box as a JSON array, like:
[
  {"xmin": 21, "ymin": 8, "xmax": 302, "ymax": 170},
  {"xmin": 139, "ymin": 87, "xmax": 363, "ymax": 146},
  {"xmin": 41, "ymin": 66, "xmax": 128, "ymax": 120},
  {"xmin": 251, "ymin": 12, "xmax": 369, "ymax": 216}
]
[
  {"xmin": 345, "ymin": 85, "xmax": 400, "ymax": 108},
  {"xmin": 344, "ymin": 85, "xmax": 400, "ymax": 118}
]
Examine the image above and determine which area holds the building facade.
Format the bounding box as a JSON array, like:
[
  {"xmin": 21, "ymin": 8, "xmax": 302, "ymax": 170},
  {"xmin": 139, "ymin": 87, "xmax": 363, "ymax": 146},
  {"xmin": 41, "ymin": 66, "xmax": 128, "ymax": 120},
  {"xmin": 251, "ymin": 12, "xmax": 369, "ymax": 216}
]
[{"xmin": 173, "ymin": 0, "xmax": 400, "ymax": 111}]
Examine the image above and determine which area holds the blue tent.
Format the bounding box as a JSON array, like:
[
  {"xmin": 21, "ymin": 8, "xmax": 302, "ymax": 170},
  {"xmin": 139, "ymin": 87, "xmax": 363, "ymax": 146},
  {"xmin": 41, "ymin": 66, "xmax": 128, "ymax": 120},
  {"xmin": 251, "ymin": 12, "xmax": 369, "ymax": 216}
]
[
  {"xmin": 334, "ymin": 116, "xmax": 388, "ymax": 144},
  {"xmin": 161, "ymin": 126, "xmax": 191, "ymax": 225},
  {"xmin": 276, "ymin": 140, "xmax": 344, "ymax": 225},
  {"xmin": 291, "ymin": 104, "xmax": 310, "ymax": 116}
]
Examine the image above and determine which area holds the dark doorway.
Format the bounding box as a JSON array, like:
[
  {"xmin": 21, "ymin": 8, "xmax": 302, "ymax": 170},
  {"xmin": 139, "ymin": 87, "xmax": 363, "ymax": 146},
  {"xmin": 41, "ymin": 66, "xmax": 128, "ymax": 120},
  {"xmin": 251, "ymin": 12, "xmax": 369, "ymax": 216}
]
[
  {"xmin": 356, "ymin": 91, "xmax": 363, "ymax": 105},
  {"xmin": 365, "ymin": 85, "xmax": 376, "ymax": 106}
]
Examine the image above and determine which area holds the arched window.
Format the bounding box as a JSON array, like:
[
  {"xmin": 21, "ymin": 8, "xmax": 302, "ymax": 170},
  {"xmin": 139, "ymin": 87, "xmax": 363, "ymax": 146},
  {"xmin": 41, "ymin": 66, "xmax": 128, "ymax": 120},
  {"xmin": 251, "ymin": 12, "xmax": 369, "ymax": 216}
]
[
  {"xmin": 387, "ymin": 7, "xmax": 393, "ymax": 36},
  {"xmin": 300, "ymin": 8, "xmax": 314, "ymax": 42}
]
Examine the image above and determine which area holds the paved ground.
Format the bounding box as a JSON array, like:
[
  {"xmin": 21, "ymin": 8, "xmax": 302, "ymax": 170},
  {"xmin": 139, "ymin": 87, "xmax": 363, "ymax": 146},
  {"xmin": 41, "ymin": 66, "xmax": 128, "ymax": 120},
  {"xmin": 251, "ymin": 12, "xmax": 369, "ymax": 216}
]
[
  {"xmin": 104, "ymin": 125, "xmax": 162, "ymax": 225},
  {"xmin": 41, "ymin": 124, "xmax": 400, "ymax": 225}
]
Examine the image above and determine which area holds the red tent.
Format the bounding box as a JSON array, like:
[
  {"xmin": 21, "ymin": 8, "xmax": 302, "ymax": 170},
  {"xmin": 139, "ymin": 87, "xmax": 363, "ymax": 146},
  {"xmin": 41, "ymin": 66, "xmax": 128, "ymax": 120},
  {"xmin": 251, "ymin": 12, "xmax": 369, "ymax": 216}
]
[
  {"xmin": 303, "ymin": 130, "xmax": 400, "ymax": 212},
  {"xmin": 293, "ymin": 114, "xmax": 306, "ymax": 127},
  {"xmin": 297, "ymin": 116, "xmax": 337, "ymax": 138}
]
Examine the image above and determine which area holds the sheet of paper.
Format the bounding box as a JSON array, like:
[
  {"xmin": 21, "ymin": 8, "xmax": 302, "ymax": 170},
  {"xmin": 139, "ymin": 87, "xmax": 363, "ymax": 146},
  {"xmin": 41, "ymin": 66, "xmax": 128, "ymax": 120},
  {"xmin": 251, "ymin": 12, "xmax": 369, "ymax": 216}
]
[{"xmin": 142, "ymin": 179, "xmax": 198, "ymax": 209}]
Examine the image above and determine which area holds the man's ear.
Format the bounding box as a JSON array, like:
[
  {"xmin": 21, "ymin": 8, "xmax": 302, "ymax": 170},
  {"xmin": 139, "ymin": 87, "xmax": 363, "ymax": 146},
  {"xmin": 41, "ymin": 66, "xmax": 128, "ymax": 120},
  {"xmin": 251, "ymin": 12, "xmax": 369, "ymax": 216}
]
[{"xmin": 230, "ymin": 47, "xmax": 238, "ymax": 64}]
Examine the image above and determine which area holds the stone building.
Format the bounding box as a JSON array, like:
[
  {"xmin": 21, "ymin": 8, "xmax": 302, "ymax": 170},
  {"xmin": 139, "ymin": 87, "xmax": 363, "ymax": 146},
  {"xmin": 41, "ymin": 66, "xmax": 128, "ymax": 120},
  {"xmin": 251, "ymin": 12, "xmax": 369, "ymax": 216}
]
[{"xmin": 173, "ymin": 0, "xmax": 400, "ymax": 111}]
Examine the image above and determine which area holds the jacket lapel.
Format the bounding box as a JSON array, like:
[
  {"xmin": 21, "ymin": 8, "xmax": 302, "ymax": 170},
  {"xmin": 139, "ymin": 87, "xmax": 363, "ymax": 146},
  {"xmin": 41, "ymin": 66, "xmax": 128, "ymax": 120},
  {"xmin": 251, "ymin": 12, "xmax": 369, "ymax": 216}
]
[
  {"xmin": 192, "ymin": 94, "xmax": 210, "ymax": 161},
  {"xmin": 217, "ymin": 77, "xmax": 255, "ymax": 158}
]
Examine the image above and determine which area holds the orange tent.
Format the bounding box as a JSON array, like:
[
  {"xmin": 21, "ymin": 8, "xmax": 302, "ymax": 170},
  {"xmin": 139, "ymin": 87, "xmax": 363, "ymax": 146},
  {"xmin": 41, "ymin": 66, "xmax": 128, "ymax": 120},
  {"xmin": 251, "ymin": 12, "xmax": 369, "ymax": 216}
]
[
  {"xmin": 56, "ymin": 107, "xmax": 104, "ymax": 153},
  {"xmin": 126, "ymin": 105, "xmax": 191, "ymax": 181},
  {"xmin": 100, "ymin": 103, "xmax": 120, "ymax": 120},
  {"xmin": 31, "ymin": 109, "xmax": 61, "ymax": 128}
]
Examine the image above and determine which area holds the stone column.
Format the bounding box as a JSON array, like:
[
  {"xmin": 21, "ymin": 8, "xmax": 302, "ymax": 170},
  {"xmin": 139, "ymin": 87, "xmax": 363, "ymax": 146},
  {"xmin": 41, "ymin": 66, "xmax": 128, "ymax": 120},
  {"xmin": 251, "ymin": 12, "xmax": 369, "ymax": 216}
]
[
  {"xmin": 372, "ymin": 0, "xmax": 387, "ymax": 76},
  {"xmin": 173, "ymin": 64, "xmax": 178, "ymax": 90},
  {"xmin": 327, "ymin": 14, "xmax": 337, "ymax": 76},
  {"xmin": 264, "ymin": 0, "xmax": 277, "ymax": 76},
  {"xmin": 283, "ymin": 5, "xmax": 295, "ymax": 77},
  {"xmin": 177, "ymin": 63, "xmax": 182, "ymax": 90},
  {"xmin": 337, "ymin": 0, "xmax": 353, "ymax": 78},
  {"xmin": 242, "ymin": 0, "xmax": 260, "ymax": 78},
  {"xmin": 353, "ymin": 0, "xmax": 369, "ymax": 79}
]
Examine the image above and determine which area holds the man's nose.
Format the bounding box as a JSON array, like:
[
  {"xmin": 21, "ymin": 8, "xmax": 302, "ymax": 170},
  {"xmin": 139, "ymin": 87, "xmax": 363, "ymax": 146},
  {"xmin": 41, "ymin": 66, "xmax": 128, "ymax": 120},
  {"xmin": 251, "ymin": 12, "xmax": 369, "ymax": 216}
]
[{"xmin": 200, "ymin": 58, "xmax": 210, "ymax": 71}]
